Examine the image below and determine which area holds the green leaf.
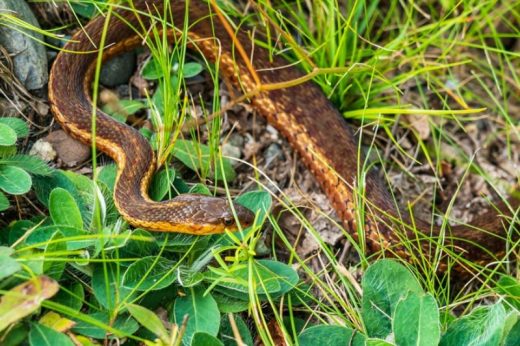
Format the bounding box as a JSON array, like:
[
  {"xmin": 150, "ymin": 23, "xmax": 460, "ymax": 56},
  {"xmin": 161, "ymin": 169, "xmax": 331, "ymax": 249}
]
[
  {"xmin": 53, "ymin": 282, "xmax": 84, "ymax": 312},
  {"xmin": 213, "ymin": 293, "xmax": 249, "ymax": 313},
  {"xmin": 7, "ymin": 219, "xmax": 34, "ymax": 246},
  {"xmin": 191, "ymin": 332, "xmax": 224, "ymax": 346},
  {"xmin": 0, "ymin": 253, "xmax": 21, "ymax": 281},
  {"xmin": 208, "ymin": 260, "xmax": 299, "ymax": 300},
  {"xmin": 365, "ymin": 339, "xmax": 394, "ymax": 346},
  {"xmin": 497, "ymin": 275, "xmax": 520, "ymax": 310},
  {"xmin": 0, "ymin": 257, "xmax": 17, "ymax": 278},
  {"xmin": 0, "ymin": 246, "xmax": 14, "ymax": 256},
  {"xmin": 502, "ymin": 312, "xmax": 520, "ymax": 345},
  {"xmin": 33, "ymin": 170, "xmax": 83, "ymax": 209},
  {"xmin": 298, "ymin": 325, "xmax": 355, "ymax": 345},
  {"xmin": 142, "ymin": 57, "xmax": 164, "ymax": 80},
  {"xmin": 393, "ymin": 292, "xmax": 440, "ymax": 346},
  {"xmin": 120, "ymin": 229, "xmax": 159, "ymax": 257},
  {"xmin": 70, "ymin": 0, "xmax": 107, "ymax": 18},
  {"xmin": 62, "ymin": 170, "xmax": 113, "ymax": 229},
  {"xmin": 0, "ymin": 276, "xmax": 59, "ymax": 333},
  {"xmin": 103, "ymin": 99, "xmax": 146, "ymax": 123},
  {"xmin": 150, "ymin": 167, "xmax": 176, "ymax": 201},
  {"xmin": 98, "ymin": 164, "xmax": 117, "ymax": 192},
  {"xmin": 178, "ymin": 266, "xmax": 205, "ymax": 288},
  {"xmin": 361, "ymin": 259, "xmax": 423, "ymax": 338},
  {"xmin": 173, "ymin": 288, "xmax": 220, "ymax": 344},
  {"xmin": 29, "ymin": 323, "xmax": 74, "ymax": 346},
  {"xmin": 72, "ymin": 311, "xmax": 138, "ymax": 339},
  {"xmin": 122, "ymin": 256, "xmax": 177, "ymax": 291},
  {"xmin": 26, "ymin": 225, "xmax": 93, "ymax": 251},
  {"xmin": 0, "ymin": 145, "xmax": 17, "ymax": 158},
  {"xmin": 0, "ymin": 323, "xmax": 29, "ymax": 346},
  {"xmin": 49, "ymin": 188, "xmax": 84, "ymax": 229},
  {"xmin": 440, "ymin": 303, "xmax": 507, "ymax": 346},
  {"xmin": 0, "ymin": 123, "xmax": 17, "ymax": 146},
  {"xmin": 120, "ymin": 100, "xmax": 143, "ymax": 116},
  {"xmin": 173, "ymin": 174, "xmax": 191, "ymax": 194},
  {"xmin": 220, "ymin": 314, "xmax": 253, "ymax": 346},
  {"xmin": 189, "ymin": 183, "xmax": 211, "ymax": 196},
  {"xmin": 92, "ymin": 263, "xmax": 133, "ymax": 310},
  {"xmin": 155, "ymin": 232, "xmax": 209, "ymax": 253},
  {"xmin": 0, "ymin": 165, "xmax": 32, "ymax": 195},
  {"xmin": 504, "ymin": 319, "xmax": 520, "ymax": 346},
  {"xmin": 143, "ymin": 58, "xmax": 202, "ymax": 80},
  {"xmin": 0, "ymin": 155, "xmax": 53, "ymax": 175},
  {"xmin": 127, "ymin": 304, "xmax": 169, "ymax": 342},
  {"xmin": 350, "ymin": 332, "xmax": 368, "ymax": 346},
  {"xmin": 0, "ymin": 191, "xmax": 9, "ymax": 211},
  {"xmin": 153, "ymin": 75, "xmax": 180, "ymax": 113},
  {"xmin": 42, "ymin": 231, "xmax": 67, "ymax": 280},
  {"xmin": 235, "ymin": 190, "xmax": 272, "ymax": 222},
  {"xmin": 33, "ymin": 171, "xmax": 90, "ymax": 226},
  {"xmin": 173, "ymin": 139, "xmax": 236, "ymax": 182},
  {"xmin": 182, "ymin": 62, "xmax": 203, "ymax": 78},
  {"xmin": 0, "ymin": 118, "xmax": 29, "ymax": 138}
]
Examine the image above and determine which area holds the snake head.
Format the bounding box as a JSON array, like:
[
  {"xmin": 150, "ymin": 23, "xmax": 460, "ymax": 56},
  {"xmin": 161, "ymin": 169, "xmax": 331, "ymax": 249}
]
[
  {"xmin": 172, "ymin": 194, "xmax": 255, "ymax": 234},
  {"xmin": 227, "ymin": 202, "xmax": 255, "ymax": 229}
]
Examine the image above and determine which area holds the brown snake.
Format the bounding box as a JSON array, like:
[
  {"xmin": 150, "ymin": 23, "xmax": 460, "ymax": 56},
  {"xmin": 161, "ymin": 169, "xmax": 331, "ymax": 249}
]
[{"xmin": 49, "ymin": 0, "xmax": 519, "ymax": 271}]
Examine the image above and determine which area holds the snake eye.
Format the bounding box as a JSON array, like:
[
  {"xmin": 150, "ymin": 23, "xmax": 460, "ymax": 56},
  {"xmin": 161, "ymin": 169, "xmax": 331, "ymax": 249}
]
[{"xmin": 223, "ymin": 217, "xmax": 235, "ymax": 227}]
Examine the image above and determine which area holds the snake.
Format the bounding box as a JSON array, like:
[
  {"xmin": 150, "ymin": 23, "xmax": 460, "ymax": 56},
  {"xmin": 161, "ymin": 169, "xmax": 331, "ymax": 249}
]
[{"xmin": 49, "ymin": 0, "xmax": 519, "ymax": 270}]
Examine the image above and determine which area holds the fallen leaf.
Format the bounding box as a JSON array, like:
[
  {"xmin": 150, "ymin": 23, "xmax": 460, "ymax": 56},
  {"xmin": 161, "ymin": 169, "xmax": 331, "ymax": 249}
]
[{"xmin": 0, "ymin": 275, "xmax": 59, "ymax": 332}]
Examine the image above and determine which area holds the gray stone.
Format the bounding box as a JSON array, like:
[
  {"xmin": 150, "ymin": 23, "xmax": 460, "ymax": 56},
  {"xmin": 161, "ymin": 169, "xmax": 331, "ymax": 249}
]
[
  {"xmin": 45, "ymin": 130, "xmax": 90, "ymax": 167},
  {"xmin": 264, "ymin": 143, "xmax": 283, "ymax": 164},
  {"xmin": 0, "ymin": 0, "xmax": 48, "ymax": 90},
  {"xmin": 228, "ymin": 133, "xmax": 245, "ymax": 147},
  {"xmin": 99, "ymin": 50, "xmax": 136, "ymax": 87},
  {"xmin": 222, "ymin": 142, "xmax": 242, "ymax": 167}
]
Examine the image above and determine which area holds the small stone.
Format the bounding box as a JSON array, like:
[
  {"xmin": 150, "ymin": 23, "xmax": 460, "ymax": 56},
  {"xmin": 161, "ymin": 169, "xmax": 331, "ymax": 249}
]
[
  {"xmin": 0, "ymin": 0, "xmax": 48, "ymax": 90},
  {"xmin": 100, "ymin": 51, "xmax": 137, "ymax": 87},
  {"xmin": 264, "ymin": 143, "xmax": 283, "ymax": 164},
  {"xmin": 29, "ymin": 139, "xmax": 56, "ymax": 162},
  {"xmin": 45, "ymin": 130, "xmax": 90, "ymax": 166},
  {"xmin": 222, "ymin": 142, "xmax": 242, "ymax": 167},
  {"xmin": 228, "ymin": 133, "xmax": 245, "ymax": 148},
  {"xmin": 265, "ymin": 124, "xmax": 280, "ymax": 139}
]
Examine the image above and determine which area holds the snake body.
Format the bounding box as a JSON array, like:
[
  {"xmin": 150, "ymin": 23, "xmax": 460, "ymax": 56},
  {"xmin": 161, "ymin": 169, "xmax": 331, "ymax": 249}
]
[{"xmin": 49, "ymin": 0, "xmax": 518, "ymax": 269}]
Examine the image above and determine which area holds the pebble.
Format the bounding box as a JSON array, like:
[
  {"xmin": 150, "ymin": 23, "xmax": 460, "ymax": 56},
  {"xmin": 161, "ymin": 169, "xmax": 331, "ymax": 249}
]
[
  {"xmin": 264, "ymin": 143, "xmax": 283, "ymax": 165},
  {"xmin": 221, "ymin": 133, "xmax": 244, "ymax": 166},
  {"xmin": 100, "ymin": 51, "xmax": 137, "ymax": 87},
  {"xmin": 29, "ymin": 139, "xmax": 56, "ymax": 162},
  {"xmin": 0, "ymin": 0, "xmax": 48, "ymax": 90},
  {"xmin": 227, "ymin": 133, "xmax": 245, "ymax": 148},
  {"xmin": 222, "ymin": 144, "xmax": 242, "ymax": 167},
  {"xmin": 44, "ymin": 130, "xmax": 90, "ymax": 166}
]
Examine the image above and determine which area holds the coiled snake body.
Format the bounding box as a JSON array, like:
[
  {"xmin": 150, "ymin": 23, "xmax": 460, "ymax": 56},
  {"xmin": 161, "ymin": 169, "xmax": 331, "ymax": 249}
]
[{"xmin": 49, "ymin": 0, "xmax": 519, "ymax": 271}]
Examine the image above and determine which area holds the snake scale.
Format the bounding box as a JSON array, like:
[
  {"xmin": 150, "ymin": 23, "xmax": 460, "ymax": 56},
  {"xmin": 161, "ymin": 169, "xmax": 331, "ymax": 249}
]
[{"xmin": 49, "ymin": 0, "xmax": 519, "ymax": 271}]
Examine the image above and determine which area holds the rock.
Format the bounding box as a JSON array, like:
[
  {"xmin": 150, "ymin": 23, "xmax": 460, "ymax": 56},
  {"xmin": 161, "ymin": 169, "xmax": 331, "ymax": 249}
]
[
  {"xmin": 222, "ymin": 133, "xmax": 245, "ymax": 167},
  {"xmin": 228, "ymin": 133, "xmax": 245, "ymax": 148},
  {"xmin": 222, "ymin": 142, "xmax": 242, "ymax": 166},
  {"xmin": 29, "ymin": 139, "xmax": 56, "ymax": 161},
  {"xmin": 264, "ymin": 143, "xmax": 283, "ymax": 164},
  {"xmin": 0, "ymin": 0, "xmax": 48, "ymax": 90},
  {"xmin": 45, "ymin": 130, "xmax": 90, "ymax": 166},
  {"xmin": 100, "ymin": 51, "xmax": 136, "ymax": 87}
]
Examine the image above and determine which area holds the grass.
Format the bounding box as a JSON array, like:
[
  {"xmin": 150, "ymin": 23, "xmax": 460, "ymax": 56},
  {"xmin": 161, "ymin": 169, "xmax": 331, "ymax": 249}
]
[{"xmin": 0, "ymin": 0, "xmax": 519, "ymax": 345}]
